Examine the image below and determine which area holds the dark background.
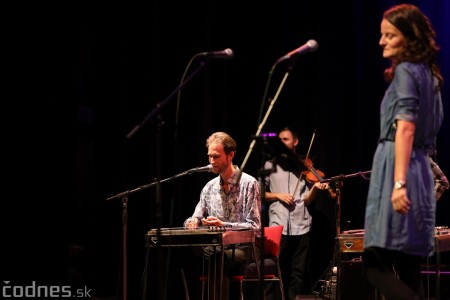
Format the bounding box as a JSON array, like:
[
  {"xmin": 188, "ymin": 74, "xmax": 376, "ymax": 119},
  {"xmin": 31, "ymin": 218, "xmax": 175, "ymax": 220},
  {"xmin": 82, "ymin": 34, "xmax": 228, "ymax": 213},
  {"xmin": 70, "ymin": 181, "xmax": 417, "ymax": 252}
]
[{"xmin": 4, "ymin": 1, "xmax": 449, "ymax": 299}]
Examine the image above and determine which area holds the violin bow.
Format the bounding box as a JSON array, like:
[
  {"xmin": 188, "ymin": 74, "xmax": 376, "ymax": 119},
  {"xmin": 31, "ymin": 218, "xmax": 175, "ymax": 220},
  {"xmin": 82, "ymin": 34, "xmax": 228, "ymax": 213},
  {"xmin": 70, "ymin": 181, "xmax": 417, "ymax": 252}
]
[{"xmin": 291, "ymin": 130, "xmax": 316, "ymax": 197}]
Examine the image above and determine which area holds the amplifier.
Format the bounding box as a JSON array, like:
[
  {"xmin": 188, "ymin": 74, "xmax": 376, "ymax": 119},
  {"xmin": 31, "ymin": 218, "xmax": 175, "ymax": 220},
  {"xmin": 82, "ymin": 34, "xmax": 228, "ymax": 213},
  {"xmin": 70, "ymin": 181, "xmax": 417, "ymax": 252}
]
[
  {"xmin": 338, "ymin": 228, "xmax": 450, "ymax": 253},
  {"xmin": 339, "ymin": 259, "xmax": 377, "ymax": 300},
  {"xmin": 338, "ymin": 229, "xmax": 364, "ymax": 253}
]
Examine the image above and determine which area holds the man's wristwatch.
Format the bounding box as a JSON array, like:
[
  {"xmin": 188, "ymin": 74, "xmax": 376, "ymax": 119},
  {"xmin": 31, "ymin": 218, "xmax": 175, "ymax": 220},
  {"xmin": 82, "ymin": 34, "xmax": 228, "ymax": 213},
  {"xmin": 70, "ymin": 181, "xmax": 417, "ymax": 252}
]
[{"xmin": 394, "ymin": 180, "xmax": 406, "ymax": 190}]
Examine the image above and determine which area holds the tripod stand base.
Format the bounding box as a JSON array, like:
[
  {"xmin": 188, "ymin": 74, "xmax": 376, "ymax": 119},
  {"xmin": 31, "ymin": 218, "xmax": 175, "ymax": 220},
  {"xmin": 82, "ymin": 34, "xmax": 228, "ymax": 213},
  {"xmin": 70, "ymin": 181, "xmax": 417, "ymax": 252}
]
[{"xmin": 320, "ymin": 266, "xmax": 337, "ymax": 300}]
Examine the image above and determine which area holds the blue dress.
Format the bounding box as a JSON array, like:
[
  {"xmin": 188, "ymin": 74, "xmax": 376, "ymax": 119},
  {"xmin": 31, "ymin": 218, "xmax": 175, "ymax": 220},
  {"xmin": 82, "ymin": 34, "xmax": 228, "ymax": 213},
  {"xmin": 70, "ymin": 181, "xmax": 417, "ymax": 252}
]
[{"xmin": 363, "ymin": 62, "xmax": 444, "ymax": 257}]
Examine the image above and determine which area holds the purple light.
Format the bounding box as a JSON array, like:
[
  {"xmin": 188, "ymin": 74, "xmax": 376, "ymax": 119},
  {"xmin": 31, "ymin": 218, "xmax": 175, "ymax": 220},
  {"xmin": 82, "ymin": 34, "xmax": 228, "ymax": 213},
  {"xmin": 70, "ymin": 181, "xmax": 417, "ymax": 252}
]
[{"xmin": 259, "ymin": 132, "xmax": 277, "ymax": 137}]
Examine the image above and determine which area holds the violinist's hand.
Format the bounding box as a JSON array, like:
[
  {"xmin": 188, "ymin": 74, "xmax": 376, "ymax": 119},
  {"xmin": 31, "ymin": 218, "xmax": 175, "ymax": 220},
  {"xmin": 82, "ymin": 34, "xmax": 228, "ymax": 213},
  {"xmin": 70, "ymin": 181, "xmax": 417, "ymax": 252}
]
[
  {"xmin": 277, "ymin": 193, "xmax": 295, "ymax": 206},
  {"xmin": 201, "ymin": 216, "xmax": 224, "ymax": 227},
  {"xmin": 313, "ymin": 182, "xmax": 330, "ymax": 191},
  {"xmin": 391, "ymin": 188, "xmax": 410, "ymax": 214}
]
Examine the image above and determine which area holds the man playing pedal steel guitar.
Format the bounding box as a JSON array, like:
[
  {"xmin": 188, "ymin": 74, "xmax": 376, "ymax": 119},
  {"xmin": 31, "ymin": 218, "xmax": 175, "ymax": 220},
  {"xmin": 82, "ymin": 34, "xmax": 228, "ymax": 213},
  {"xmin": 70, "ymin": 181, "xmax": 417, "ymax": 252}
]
[{"xmin": 184, "ymin": 131, "xmax": 261, "ymax": 300}]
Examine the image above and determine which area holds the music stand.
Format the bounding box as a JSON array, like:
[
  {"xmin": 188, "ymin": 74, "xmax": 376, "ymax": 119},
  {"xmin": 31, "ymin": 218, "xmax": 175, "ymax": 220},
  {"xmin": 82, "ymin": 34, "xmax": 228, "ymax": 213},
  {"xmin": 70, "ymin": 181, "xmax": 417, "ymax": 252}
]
[{"xmin": 255, "ymin": 133, "xmax": 306, "ymax": 173}]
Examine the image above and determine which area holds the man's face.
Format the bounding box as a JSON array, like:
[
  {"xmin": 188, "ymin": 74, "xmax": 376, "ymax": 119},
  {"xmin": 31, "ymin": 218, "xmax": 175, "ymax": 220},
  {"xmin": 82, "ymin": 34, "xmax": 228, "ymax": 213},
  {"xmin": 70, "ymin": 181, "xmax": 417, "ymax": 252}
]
[
  {"xmin": 279, "ymin": 130, "xmax": 298, "ymax": 151},
  {"xmin": 207, "ymin": 142, "xmax": 232, "ymax": 174}
]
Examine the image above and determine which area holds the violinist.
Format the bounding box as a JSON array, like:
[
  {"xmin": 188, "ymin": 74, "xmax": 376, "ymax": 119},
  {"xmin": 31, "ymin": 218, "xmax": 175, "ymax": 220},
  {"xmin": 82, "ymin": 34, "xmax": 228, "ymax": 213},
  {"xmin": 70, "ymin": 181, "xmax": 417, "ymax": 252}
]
[{"xmin": 263, "ymin": 126, "xmax": 330, "ymax": 299}]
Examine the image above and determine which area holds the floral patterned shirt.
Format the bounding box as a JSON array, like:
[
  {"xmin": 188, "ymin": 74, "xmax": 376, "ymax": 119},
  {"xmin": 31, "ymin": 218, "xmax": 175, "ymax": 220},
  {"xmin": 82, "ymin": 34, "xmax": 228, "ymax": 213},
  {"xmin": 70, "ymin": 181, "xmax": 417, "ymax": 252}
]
[{"xmin": 184, "ymin": 166, "xmax": 261, "ymax": 231}]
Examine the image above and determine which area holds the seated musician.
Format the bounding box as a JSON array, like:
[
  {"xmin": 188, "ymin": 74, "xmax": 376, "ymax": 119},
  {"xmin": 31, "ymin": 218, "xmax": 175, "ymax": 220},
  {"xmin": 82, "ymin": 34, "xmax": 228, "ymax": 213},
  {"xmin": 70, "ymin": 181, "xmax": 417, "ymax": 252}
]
[{"xmin": 184, "ymin": 132, "xmax": 261, "ymax": 300}]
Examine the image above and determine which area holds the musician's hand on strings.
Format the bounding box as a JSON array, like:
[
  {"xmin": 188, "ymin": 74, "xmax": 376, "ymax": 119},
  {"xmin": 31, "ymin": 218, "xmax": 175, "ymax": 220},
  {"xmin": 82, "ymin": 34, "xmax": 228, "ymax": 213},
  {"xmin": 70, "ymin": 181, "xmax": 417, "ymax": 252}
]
[
  {"xmin": 185, "ymin": 217, "xmax": 200, "ymax": 229},
  {"xmin": 313, "ymin": 182, "xmax": 330, "ymax": 191},
  {"xmin": 277, "ymin": 193, "xmax": 294, "ymax": 206},
  {"xmin": 202, "ymin": 216, "xmax": 224, "ymax": 227}
]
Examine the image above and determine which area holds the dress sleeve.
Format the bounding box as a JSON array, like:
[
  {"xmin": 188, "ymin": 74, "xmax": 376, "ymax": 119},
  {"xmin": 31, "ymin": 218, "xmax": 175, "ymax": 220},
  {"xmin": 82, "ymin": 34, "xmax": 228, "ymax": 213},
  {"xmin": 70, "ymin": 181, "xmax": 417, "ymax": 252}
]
[{"xmin": 393, "ymin": 63, "xmax": 419, "ymax": 124}]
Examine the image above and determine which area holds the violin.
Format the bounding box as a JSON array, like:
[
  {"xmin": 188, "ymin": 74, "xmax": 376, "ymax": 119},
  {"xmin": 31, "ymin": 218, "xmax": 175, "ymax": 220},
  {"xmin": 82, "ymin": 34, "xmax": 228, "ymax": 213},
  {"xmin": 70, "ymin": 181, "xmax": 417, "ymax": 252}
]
[
  {"xmin": 291, "ymin": 129, "xmax": 336, "ymax": 199},
  {"xmin": 300, "ymin": 157, "xmax": 336, "ymax": 199},
  {"xmin": 301, "ymin": 157, "xmax": 325, "ymax": 183}
]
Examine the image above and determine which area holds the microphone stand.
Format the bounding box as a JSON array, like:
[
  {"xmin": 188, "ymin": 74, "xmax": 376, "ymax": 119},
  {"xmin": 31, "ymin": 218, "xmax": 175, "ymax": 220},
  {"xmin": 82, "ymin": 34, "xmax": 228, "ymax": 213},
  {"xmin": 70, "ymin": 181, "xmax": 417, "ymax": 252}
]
[
  {"xmin": 106, "ymin": 165, "xmax": 212, "ymax": 300},
  {"xmin": 114, "ymin": 59, "xmax": 208, "ymax": 300},
  {"xmin": 317, "ymin": 170, "xmax": 371, "ymax": 300},
  {"xmin": 235, "ymin": 57, "xmax": 295, "ymax": 300},
  {"xmin": 319, "ymin": 170, "xmax": 371, "ymax": 236},
  {"xmin": 106, "ymin": 166, "xmax": 211, "ymax": 201},
  {"xmin": 236, "ymin": 63, "xmax": 292, "ymax": 185},
  {"xmin": 126, "ymin": 61, "xmax": 206, "ymax": 140},
  {"xmin": 255, "ymin": 138, "xmax": 280, "ymax": 300}
]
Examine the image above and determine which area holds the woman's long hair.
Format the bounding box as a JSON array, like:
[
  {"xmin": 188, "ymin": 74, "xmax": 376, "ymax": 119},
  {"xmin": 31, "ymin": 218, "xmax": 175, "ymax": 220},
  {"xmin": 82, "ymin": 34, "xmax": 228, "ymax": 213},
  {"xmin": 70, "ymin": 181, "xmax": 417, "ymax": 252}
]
[{"xmin": 383, "ymin": 4, "xmax": 443, "ymax": 89}]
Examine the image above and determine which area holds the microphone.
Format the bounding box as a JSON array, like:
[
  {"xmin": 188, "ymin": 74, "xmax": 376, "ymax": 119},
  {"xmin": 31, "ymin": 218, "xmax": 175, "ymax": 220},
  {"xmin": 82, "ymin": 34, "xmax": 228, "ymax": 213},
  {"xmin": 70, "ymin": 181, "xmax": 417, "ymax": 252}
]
[
  {"xmin": 187, "ymin": 164, "xmax": 213, "ymax": 174},
  {"xmin": 278, "ymin": 39, "xmax": 319, "ymax": 62},
  {"xmin": 198, "ymin": 48, "xmax": 234, "ymax": 59}
]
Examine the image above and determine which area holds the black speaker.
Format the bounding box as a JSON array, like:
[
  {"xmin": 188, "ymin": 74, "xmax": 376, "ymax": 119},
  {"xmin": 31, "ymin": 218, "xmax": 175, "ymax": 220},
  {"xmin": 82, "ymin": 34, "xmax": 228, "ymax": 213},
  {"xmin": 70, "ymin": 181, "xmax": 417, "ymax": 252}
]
[{"xmin": 338, "ymin": 260, "xmax": 377, "ymax": 300}]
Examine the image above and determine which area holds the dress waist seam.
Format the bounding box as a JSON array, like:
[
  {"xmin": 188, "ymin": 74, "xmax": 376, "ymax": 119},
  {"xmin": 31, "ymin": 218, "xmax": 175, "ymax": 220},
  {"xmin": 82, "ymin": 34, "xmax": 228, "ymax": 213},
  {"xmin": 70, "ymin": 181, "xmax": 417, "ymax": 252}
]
[{"xmin": 378, "ymin": 138, "xmax": 433, "ymax": 150}]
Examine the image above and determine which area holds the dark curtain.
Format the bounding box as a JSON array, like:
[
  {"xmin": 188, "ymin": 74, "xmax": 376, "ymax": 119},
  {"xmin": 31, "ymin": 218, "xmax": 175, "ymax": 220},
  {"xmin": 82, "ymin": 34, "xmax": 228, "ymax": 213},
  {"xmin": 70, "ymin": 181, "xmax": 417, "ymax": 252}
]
[{"xmin": 6, "ymin": 1, "xmax": 449, "ymax": 299}]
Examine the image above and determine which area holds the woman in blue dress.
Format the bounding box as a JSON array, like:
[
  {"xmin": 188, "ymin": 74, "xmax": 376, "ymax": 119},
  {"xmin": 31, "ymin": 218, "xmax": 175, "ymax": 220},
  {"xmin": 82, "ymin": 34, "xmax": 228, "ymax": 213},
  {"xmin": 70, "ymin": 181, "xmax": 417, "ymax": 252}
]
[{"xmin": 363, "ymin": 4, "xmax": 444, "ymax": 300}]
